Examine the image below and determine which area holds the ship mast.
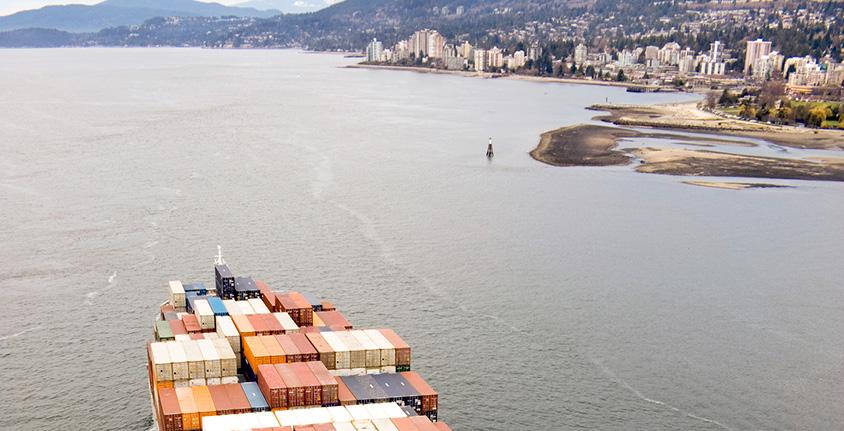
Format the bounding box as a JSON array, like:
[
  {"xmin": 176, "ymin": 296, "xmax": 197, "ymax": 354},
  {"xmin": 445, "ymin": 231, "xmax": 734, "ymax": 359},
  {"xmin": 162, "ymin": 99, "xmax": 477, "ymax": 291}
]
[{"xmin": 214, "ymin": 245, "xmax": 225, "ymax": 266}]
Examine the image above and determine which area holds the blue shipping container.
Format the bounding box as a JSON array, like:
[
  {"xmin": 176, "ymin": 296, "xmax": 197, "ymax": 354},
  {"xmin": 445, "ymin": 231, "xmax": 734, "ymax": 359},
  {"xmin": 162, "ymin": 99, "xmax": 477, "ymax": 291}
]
[
  {"xmin": 207, "ymin": 296, "xmax": 228, "ymax": 316},
  {"xmin": 241, "ymin": 382, "xmax": 270, "ymax": 412}
]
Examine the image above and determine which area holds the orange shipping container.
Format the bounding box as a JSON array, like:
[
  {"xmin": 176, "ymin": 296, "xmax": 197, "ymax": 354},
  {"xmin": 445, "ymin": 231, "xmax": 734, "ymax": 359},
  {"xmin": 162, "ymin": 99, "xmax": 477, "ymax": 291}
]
[
  {"xmin": 191, "ymin": 386, "xmax": 216, "ymax": 421},
  {"xmin": 174, "ymin": 387, "xmax": 200, "ymax": 431},
  {"xmin": 231, "ymin": 314, "xmax": 255, "ymax": 336},
  {"xmin": 304, "ymin": 332, "xmax": 335, "ymax": 370},
  {"xmin": 259, "ymin": 335, "xmax": 286, "ymax": 364}
]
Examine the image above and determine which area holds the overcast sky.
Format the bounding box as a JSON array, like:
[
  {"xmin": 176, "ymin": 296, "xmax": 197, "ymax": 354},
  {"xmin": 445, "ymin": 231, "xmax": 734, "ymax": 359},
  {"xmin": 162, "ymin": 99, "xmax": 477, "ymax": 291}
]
[{"xmin": 0, "ymin": 1, "xmax": 244, "ymax": 16}]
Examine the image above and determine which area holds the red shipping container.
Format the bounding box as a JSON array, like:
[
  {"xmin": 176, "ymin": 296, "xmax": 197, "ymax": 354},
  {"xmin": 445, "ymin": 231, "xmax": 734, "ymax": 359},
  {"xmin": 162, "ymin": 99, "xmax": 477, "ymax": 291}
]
[
  {"xmin": 390, "ymin": 417, "xmax": 422, "ymax": 431},
  {"xmin": 289, "ymin": 333, "xmax": 319, "ymax": 362},
  {"xmin": 248, "ymin": 314, "xmax": 269, "ymax": 335},
  {"xmin": 207, "ymin": 384, "xmax": 234, "ymax": 415},
  {"xmin": 381, "ymin": 329, "xmax": 411, "ymax": 368},
  {"xmin": 182, "ymin": 314, "xmax": 202, "ymax": 333},
  {"xmin": 305, "ymin": 361, "xmax": 338, "ymax": 406},
  {"xmin": 168, "ymin": 319, "xmax": 188, "ymax": 336},
  {"xmin": 158, "ymin": 387, "xmax": 184, "ymax": 431},
  {"xmin": 289, "ymin": 362, "xmax": 321, "ymax": 406},
  {"xmin": 224, "ymin": 383, "xmax": 252, "ymax": 414},
  {"xmin": 409, "ymin": 417, "xmax": 439, "ymax": 431},
  {"xmin": 314, "ymin": 311, "xmax": 352, "ymax": 330},
  {"xmin": 259, "ymin": 313, "xmax": 284, "ymax": 334},
  {"xmin": 274, "ymin": 363, "xmax": 305, "ymax": 407},
  {"xmin": 275, "ymin": 335, "xmax": 301, "ymax": 362},
  {"xmin": 257, "ymin": 363, "xmax": 288, "ymax": 409},
  {"xmin": 336, "ymin": 378, "xmax": 356, "ymax": 406}
]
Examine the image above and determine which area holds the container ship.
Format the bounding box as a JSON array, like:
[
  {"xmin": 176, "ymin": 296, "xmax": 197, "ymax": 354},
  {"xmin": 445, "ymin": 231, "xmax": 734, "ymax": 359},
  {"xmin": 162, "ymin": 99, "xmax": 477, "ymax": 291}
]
[{"xmin": 148, "ymin": 252, "xmax": 451, "ymax": 431}]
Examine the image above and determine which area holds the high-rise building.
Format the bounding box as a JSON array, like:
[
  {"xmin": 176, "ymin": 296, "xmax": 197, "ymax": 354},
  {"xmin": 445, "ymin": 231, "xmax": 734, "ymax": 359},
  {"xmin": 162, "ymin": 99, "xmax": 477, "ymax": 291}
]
[
  {"xmin": 427, "ymin": 31, "xmax": 446, "ymax": 59},
  {"xmin": 487, "ymin": 47, "xmax": 504, "ymax": 69},
  {"xmin": 512, "ymin": 50, "xmax": 526, "ymax": 69},
  {"xmin": 366, "ymin": 38, "xmax": 383, "ymax": 62},
  {"xmin": 709, "ymin": 41, "xmax": 721, "ymax": 63},
  {"xmin": 410, "ymin": 30, "xmax": 430, "ymax": 57},
  {"xmin": 474, "ymin": 49, "xmax": 487, "ymax": 72},
  {"xmin": 574, "ymin": 43, "xmax": 588, "ymax": 66},
  {"xmin": 745, "ymin": 39, "xmax": 772, "ymax": 75},
  {"xmin": 460, "ymin": 41, "xmax": 473, "ymax": 59}
]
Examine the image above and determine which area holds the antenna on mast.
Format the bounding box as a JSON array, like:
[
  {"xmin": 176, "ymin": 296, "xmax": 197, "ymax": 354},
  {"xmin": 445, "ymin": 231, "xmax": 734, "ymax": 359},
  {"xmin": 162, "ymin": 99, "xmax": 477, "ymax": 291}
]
[
  {"xmin": 214, "ymin": 245, "xmax": 225, "ymax": 266},
  {"xmin": 486, "ymin": 137, "xmax": 494, "ymax": 159}
]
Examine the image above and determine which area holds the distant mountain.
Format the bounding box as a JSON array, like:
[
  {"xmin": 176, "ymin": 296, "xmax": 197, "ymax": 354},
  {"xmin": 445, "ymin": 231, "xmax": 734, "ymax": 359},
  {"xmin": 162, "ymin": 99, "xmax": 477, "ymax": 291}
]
[
  {"xmin": 0, "ymin": 0, "xmax": 280, "ymax": 33},
  {"xmin": 233, "ymin": 0, "xmax": 341, "ymax": 14}
]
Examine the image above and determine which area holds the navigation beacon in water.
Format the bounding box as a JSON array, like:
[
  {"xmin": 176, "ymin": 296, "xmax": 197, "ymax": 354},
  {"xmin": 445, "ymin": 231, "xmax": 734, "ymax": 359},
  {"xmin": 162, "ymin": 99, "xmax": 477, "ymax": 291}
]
[{"xmin": 486, "ymin": 137, "xmax": 494, "ymax": 159}]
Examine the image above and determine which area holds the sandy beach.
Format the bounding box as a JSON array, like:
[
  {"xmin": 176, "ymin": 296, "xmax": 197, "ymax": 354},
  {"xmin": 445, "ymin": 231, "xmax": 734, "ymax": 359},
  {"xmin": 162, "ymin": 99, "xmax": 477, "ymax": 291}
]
[{"xmin": 592, "ymin": 102, "xmax": 844, "ymax": 150}]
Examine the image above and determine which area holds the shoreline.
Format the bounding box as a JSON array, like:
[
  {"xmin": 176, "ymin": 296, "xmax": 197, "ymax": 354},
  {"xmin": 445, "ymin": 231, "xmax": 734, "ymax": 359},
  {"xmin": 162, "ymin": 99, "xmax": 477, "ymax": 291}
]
[
  {"xmin": 530, "ymin": 123, "xmax": 844, "ymax": 184},
  {"xmin": 345, "ymin": 63, "xmax": 682, "ymax": 91},
  {"xmin": 591, "ymin": 102, "xmax": 844, "ymax": 151}
]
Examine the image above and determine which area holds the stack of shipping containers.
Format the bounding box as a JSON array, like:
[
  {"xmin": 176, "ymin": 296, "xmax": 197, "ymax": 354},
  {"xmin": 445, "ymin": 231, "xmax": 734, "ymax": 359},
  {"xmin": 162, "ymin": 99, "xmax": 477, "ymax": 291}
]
[{"xmin": 152, "ymin": 263, "xmax": 445, "ymax": 431}]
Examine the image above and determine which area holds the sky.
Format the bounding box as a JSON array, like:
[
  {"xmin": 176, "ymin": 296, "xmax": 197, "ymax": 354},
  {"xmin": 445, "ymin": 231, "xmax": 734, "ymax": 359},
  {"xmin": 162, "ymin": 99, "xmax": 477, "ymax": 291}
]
[{"xmin": 0, "ymin": 0, "xmax": 244, "ymax": 16}]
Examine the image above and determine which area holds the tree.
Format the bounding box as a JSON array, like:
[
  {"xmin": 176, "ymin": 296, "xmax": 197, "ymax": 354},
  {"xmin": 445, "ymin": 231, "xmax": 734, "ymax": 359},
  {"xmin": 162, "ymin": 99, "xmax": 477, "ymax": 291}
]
[
  {"xmin": 806, "ymin": 105, "xmax": 833, "ymax": 127},
  {"xmin": 774, "ymin": 106, "xmax": 795, "ymax": 124},
  {"xmin": 705, "ymin": 92, "xmax": 719, "ymax": 109},
  {"xmin": 585, "ymin": 65, "xmax": 595, "ymax": 78},
  {"xmin": 616, "ymin": 70, "xmax": 626, "ymax": 82},
  {"xmin": 739, "ymin": 101, "xmax": 757, "ymax": 119},
  {"xmin": 570, "ymin": 64, "xmax": 577, "ymax": 75}
]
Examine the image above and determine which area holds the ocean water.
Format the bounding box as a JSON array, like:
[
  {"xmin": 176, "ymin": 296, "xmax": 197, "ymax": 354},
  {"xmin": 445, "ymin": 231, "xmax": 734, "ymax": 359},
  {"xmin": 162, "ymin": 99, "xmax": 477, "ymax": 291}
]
[{"xmin": 0, "ymin": 49, "xmax": 842, "ymax": 430}]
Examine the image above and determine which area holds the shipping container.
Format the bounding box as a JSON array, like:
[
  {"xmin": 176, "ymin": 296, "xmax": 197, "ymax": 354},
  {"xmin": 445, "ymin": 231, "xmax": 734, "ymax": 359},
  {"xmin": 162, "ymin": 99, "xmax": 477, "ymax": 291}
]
[
  {"xmin": 260, "ymin": 335, "xmax": 286, "ymax": 364},
  {"xmin": 167, "ymin": 341, "xmax": 190, "ymax": 382},
  {"xmin": 378, "ymin": 330, "xmax": 410, "ymax": 372},
  {"xmin": 241, "ymin": 381, "xmax": 270, "ymax": 412},
  {"xmin": 207, "ymin": 297, "xmax": 228, "ymax": 317},
  {"xmin": 398, "ymin": 373, "xmax": 436, "ymax": 421},
  {"xmin": 220, "ymin": 383, "xmax": 251, "ymax": 413},
  {"xmin": 169, "ymin": 320, "xmax": 188, "ymax": 337},
  {"xmin": 157, "ymin": 320, "xmax": 176, "ymax": 341},
  {"xmin": 183, "ymin": 314, "xmax": 202, "ymax": 333},
  {"xmin": 169, "ymin": 281, "xmax": 186, "ymax": 310},
  {"xmin": 158, "ymin": 387, "xmax": 184, "ymax": 431},
  {"xmin": 208, "ymin": 384, "xmax": 235, "ymax": 415},
  {"xmin": 274, "ymin": 334, "xmax": 301, "ymax": 363},
  {"xmin": 304, "ymin": 332, "xmax": 335, "ymax": 371},
  {"xmin": 340, "ymin": 375, "xmax": 391, "ymax": 405},
  {"xmin": 215, "ymin": 316, "xmax": 240, "ymax": 353},
  {"xmin": 289, "ymin": 333, "xmax": 319, "ymax": 362},
  {"xmin": 274, "ymin": 363, "xmax": 305, "ymax": 408},
  {"xmin": 194, "ymin": 299, "xmax": 216, "ymax": 330},
  {"xmin": 211, "ymin": 338, "xmax": 238, "ymax": 377},
  {"xmin": 305, "ymin": 361, "xmax": 339, "ymax": 406},
  {"xmin": 336, "ymin": 378, "xmax": 356, "ymax": 406},
  {"xmin": 371, "ymin": 374, "xmax": 420, "ymax": 412},
  {"xmin": 335, "ymin": 332, "xmax": 366, "ymax": 372},
  {"xmin": 150, "ymin": 342, "xmax": 174, "ymax": 382},
  {"xmin": 231, "ymin": 314, "xmax": 255, "ymax": 337},
  {"xmin": 256, "ymin": 364, "xmax": 287, "ymax": 410},
  {"xmin": 289, "ymin": 362, "xmax": 321, "ymax": 406},
  {"xmin": 249, "ymin": 298, "xmax": 272, "ymax": 314},
  {"xmin": 362, "ymin": 330, "xmax": 395, "ymax": 368},
  {"xmin": 181, "ymin": 340, "xmax": 206, "ymax": 381},
  {"xmin": 235, "ymin": 277, "xmax": 260, "ymax": 301},
  {"xmin": 320, "ymin": 332, "xmax": 351, "ymax": 372},
  {"xmin": 215, "ymin": 264, "xmax": 235, "ymax": 299},
  {"xmin": 198, "ymin": 339, "xmax": 222, "ymax": 379},
  {"xmin": 273, "ymin": 313, "xmax": 299, "ymax": 333},
  {"xmin": 183, "ymin": 282, "xmax": 210, "ymax": 296},
  {"xmin": 315, "ymin": 312, "xmax": 352, "ymax": 330},
  {"xmin": 175, "ymin": 386, "xmax": 200, "ymax": 431},
  {"xmin": 350, "ymin": 331, "xmax": 381, "ymax": 370},
  {"xmin": 223, "ymin": 299, "xmax": 241, "ymax": 316}
]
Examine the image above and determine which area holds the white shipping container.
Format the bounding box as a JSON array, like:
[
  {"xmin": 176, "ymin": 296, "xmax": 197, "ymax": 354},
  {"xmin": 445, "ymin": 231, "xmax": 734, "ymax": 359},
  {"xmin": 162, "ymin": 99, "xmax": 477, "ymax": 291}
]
[
  {"xmin": 215, "ymin": 316, "xmax": 241, "ymax": 353},
  {"xmin": 322, "ymin": 331, "xmax": 351, "ymax": 370},
  {"xmin": 333, "ymin": 423, "xmax": 357, "ymax": 431},
  {"xmin": 345, "ymin": 404, "xmax": 372, "ymax": 421},
  {"xmin": 206, "ymin": 377, "xmax": 221, "ymax": 386},
  {"xmin": 211, "ymin": 338, "xmax": 237, "ymax": 377},
  {"xmin": 336, "ymin": 331, "xmax": 367, "ymax": 369},
  {"xmin": 379, "ymin": 366, "xmax": 396, "ymax": 374},
  {"xmin": 169, "ymin": 280, "xmax": 186, "ymax": 309},
  {"xmin": 180, "ymin": 339, "xmax": 205, "ymax": 379},
  {"xmin": 364, "ymin": 329, "xmax": 396, "ymax": 367},
  {"xmin": 220, "ymin": 376, "xmax": 239, "ymax": 385},
  {"xmin": 272, "ymin": 312, "xmax": 299, "ymax": 333},
  {"xmin": 364, "ymin": 403, "xmax": 390, "ymax": 420},
  {"xmin": 380, "ymin": 402, "xmax": 406, "ymax": 419},
  {"xmin": 194, "ymin": 299, "xmax": 215, "ymax": 330},
  {"xmin": 248, "ymin": 298, "xmax": 271, "ymax": 314},
  {"xmin": 302, "ymin": 407, "xmax": 332, "ymax": 426},
  {"xmin": 175, "ymin": 334, "xmax": 191, "ymax": 342},
  {"xmin": 350, "ymin": 368, "xmax": 367, "ymax": 376},
  {"xmin": 223, "ymin": 299, "xmax": 241, "ymax": 316},
  {"xmin": 351, "ymin": 330, "xmax": 381, "ymax": 369},
  {"xmin": 174, "ymin": 379, "xmax": 190, "ymax": 388},
  {"xmin": 274, "ymin": 410, "xmax": 296, "ymax": 427},
  {"xmin": 238, "ymin": 300, "xmax": 255, "ymax": 315},
  {"xmin": 198, "ymin": 339, "xmax": 222, "ymax": 378},
  {"xmin": 166, "ymin": 341, "xmax": 189, "ymax": 381},
  {"xmin": 326, "ymin": 406, "xmax": 353, "ymax": 423},
  {"xmin": 149, "ymin": 342, "xmax": 172, "ymax": 382},
  {"xmin": 352, "ymin": 420, "xmax": 377, "ymax": 431},
  {"xmin": 189, "ymin": 378, "xmax": 207, "ymax": 387},
  {"xmin": 254, "ymin": 411, "xmax": 280, "ymax": 427},
  {"xmin": 330, "ymin": 369, "xmax": 352, "ymax": 377},
  {"xmin": 371, "ymin": 418, "xmax": 400, "ymax": 431}
]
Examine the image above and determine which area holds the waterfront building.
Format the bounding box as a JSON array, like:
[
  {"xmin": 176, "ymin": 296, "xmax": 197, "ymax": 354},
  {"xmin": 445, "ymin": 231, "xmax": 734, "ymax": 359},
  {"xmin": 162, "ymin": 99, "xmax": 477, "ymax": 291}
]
[
  {"xmin": 474, "ymin": 49, "xmax": 487, "ymax": 72},
  {"xmin": 745, "ymin": 38, "xmax": 772, "ymax": 75},
  {"xmin": 644, "ymin": 45, "xmax": 660, "ymax": 61},
  {"xmin": 574, "ymin": 43, "xmax": 588, "ymax": 66},
  {"xmin": 366, "ymin": 38, "xmax": 383, "ymax": 62},
  {"xmin": 428, "ymin": 31, "xmax": 446, "ymax": 59},
  {"xmin": 512, "ymin": 50, "xmax": 526, "ymax": 69},
  {"xmin": 488, "ymin": 47, "xmax": 504, "ymax": 69},
  {"xmin": 460, "ymin": 41, "xmax": 473, "ymax": 59},
  {"xmin": 659, "ymin": 42, "xmax": 681, "ymax": 65},
  {"xmin": 410, "ymin": 30, "xmax": 430, "ymax": 57}
]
